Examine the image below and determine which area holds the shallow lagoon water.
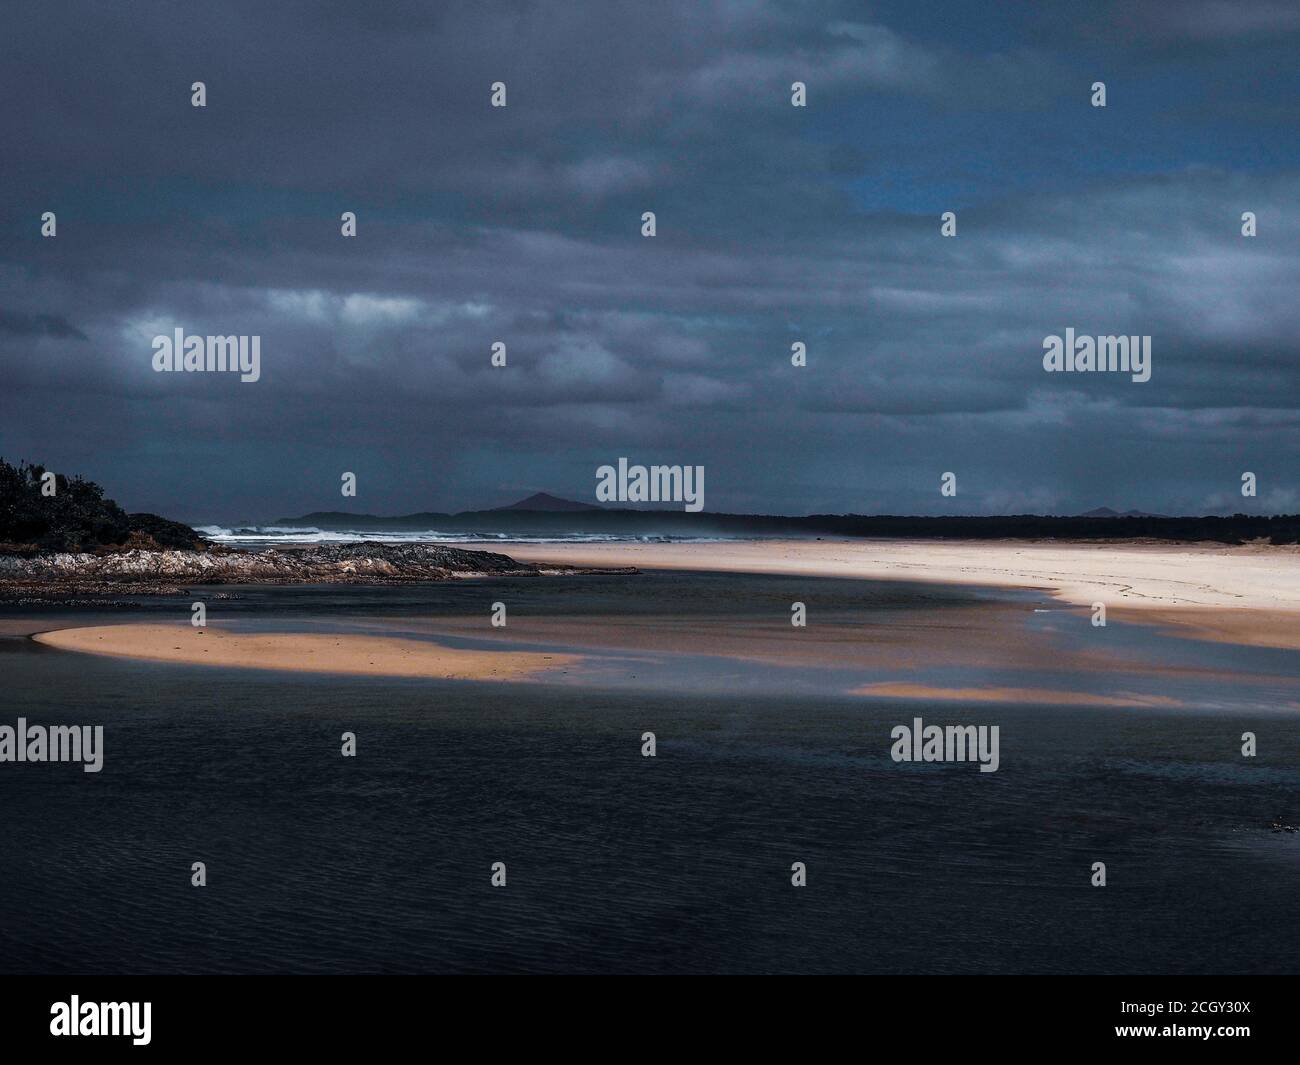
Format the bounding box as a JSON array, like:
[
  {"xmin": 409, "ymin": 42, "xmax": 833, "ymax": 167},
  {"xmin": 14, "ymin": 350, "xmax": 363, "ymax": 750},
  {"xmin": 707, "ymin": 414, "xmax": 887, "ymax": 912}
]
[{"xmin": 2, "ymin": 571, "xmax": 1298, "ymax": 973}]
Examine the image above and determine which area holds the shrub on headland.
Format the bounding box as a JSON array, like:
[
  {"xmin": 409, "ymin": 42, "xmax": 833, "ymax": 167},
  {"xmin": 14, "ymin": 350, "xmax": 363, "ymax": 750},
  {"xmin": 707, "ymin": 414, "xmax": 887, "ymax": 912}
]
[{"xmin": 0, "ymin": 458, "xmax": 208, "ymax": 554}]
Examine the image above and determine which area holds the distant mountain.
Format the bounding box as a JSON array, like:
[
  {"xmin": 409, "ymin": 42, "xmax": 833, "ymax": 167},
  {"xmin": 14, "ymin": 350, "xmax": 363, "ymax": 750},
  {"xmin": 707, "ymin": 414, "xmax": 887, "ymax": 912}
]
[
  {"xmin": 267, "ymin": 507, "xmax": 1300, "ymax": 545},
  {"xmin": 488, "ymin": 492, "xmax": 601, "ymax": 512},
  {"xmin": 1078, "ymin": 507, "xmax": 1169, "ymax": 519}
]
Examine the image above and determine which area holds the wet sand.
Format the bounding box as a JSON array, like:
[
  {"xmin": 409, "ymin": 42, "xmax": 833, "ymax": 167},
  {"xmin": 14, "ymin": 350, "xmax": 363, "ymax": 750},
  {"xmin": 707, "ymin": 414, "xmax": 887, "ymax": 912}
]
[
  {"xmin": 852, "ymin": 682, "xmax": 1183, "ymax": 708},
  {"xmin": 380, "ymin": 609, "xmax": 1266, "ymax": 689},
  {"xmin": 1112, "ymin": 606, "xmax": 1300, "ymax": 653},
  {"xmin": 28, "ymin": 605, "xmax": 1272, "ymax": 697},
  {"xmin": 33, "ymin": 624, "xmax": 580, "ymax": 680}
]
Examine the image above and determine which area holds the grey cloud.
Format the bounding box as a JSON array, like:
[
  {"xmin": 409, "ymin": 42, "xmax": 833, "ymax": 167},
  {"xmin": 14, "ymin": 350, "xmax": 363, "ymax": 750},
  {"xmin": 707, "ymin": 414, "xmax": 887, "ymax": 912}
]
[
  {"xmin": 0, "ymin": 1, "xmax": 1295, "ymax": 517},
  {"xmin": 0, "ymin": 310, "xmax": 87, "ymax": 340}
]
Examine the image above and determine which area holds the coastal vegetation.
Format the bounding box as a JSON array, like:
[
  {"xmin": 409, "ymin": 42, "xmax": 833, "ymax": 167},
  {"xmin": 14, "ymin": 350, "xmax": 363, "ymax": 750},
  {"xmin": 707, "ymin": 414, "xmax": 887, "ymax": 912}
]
[{"xmin": 0, "ymin": 458, "xmax": 207, "ymax": 554}]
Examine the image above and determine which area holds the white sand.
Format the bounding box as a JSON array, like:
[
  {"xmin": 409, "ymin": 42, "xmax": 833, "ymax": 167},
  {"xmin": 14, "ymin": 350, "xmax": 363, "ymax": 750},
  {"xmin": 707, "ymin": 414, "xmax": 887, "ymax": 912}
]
[
  {"xmin": 502, "ymin": 539, "xmax": 1299, "ymax": 609},
  {"xmin": 501, "ymin": 538, "xmax": 1300, "ymax": 650}
]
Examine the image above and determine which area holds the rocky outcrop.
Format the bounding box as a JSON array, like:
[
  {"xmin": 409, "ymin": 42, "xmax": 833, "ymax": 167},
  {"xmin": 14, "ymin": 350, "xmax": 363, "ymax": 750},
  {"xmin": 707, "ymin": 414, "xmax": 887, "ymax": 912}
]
[
  {"xmin": 123, "ymin": 512, "xmax": 212, "ymax": 551},
  {"xmin": 0, "ymin": 541, "xmax": 635, "ymax": 596}
]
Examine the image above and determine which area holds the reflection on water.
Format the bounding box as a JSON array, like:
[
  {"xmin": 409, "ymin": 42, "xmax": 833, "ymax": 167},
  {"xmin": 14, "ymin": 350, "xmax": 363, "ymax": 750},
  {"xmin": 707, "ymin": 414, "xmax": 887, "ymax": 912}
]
[{"xmin": 1, "ymin": 572, "xmax": 1297, "ymax": 973}]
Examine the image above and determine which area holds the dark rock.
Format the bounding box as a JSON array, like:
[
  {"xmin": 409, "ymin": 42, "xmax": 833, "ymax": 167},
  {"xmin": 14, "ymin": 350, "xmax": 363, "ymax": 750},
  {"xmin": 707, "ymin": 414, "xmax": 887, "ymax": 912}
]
[
  {"xmin": 0, "ymin": 541, "xmax": 636, "ymax": 596},
  {"xmin": 125, "ymin": 512, "xmax": 212, "ymax": 551}
]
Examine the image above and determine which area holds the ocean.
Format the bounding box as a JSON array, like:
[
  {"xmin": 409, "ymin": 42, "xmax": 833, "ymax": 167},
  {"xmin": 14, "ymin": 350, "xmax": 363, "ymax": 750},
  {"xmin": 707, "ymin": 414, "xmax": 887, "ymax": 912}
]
[{"xmin": 193, "ymin": 525, "xmax": 735, "ymax": 547}]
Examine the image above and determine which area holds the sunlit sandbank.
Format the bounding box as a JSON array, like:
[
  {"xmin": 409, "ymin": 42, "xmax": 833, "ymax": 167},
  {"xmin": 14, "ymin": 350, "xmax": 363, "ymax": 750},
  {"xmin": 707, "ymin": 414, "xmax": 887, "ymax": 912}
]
[
  {"xmin": 33, "ymin": 624, "xmax": 580, "ymax": 680},
  {"xmin": 24, "ymin": 541, "xmax": 1300, "ymax": 704}
]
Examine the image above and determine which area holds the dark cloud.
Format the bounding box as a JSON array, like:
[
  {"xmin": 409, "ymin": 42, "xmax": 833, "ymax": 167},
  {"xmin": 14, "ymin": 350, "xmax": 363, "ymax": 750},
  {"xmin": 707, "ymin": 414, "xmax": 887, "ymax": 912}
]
[
  {"xmin": 0, "ymin": 310, "xmax": 87, "ymax": 340},
  {"xmin": 0, "ymin": 1, "xmax": 1296, "ymax": 519}
]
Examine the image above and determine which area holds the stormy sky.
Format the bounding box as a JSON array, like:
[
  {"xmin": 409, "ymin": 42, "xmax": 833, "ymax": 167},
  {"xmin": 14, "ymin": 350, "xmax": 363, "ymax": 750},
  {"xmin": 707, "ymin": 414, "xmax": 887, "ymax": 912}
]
[{"xmin": 1, "ymin": 0, "xmax": 1297, "ymax": 522}]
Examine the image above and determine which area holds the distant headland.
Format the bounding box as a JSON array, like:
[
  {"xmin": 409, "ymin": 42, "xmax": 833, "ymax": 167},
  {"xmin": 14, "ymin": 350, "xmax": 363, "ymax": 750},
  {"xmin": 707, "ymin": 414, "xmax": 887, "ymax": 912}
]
[
  {"xmin": 274, "ymin": 492, "xmax": 1300, "ymax": 545},
  {"xmin": 0, "ymin": 463, "xmax": 631, "ymax": 596}
]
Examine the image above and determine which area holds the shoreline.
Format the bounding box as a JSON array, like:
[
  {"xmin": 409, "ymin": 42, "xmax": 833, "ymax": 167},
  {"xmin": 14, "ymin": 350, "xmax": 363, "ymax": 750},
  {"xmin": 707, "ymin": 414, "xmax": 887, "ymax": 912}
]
[
  {"xmin": 15, "ymin": 539, "xmax": 1300, "ymax": 678},
  {"xmin": 498, "ymin": 538, "xmax": 1300, "ymax": 652},
  {"xmin": 0, "ymin": 541, "xmax": 635, "ymax": 598}
]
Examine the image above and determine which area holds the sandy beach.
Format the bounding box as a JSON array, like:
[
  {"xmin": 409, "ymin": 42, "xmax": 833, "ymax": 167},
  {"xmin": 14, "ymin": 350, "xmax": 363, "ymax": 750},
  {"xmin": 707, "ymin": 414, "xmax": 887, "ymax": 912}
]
[
  {"xmin": 503, "ymin": 539, "xmax": 1300, "ymax": 651},
  {"xmin": 22, "ymin": 540, "xmax": 1300, "ymax": 684}
]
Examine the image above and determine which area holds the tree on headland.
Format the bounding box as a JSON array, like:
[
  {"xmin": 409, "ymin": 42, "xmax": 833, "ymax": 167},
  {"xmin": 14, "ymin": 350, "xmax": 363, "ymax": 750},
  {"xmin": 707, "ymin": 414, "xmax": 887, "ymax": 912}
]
[{"xmin": 0, "ymin": 458, "xmax": 205, "ymax": 553}]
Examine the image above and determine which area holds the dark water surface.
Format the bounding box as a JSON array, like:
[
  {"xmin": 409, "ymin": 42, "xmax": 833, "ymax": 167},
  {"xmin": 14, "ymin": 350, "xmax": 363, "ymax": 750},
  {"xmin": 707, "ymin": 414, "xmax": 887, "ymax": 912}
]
[{"xmin": 2, "ymin": 572, "xmax": 1298, "ymax": 973}]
